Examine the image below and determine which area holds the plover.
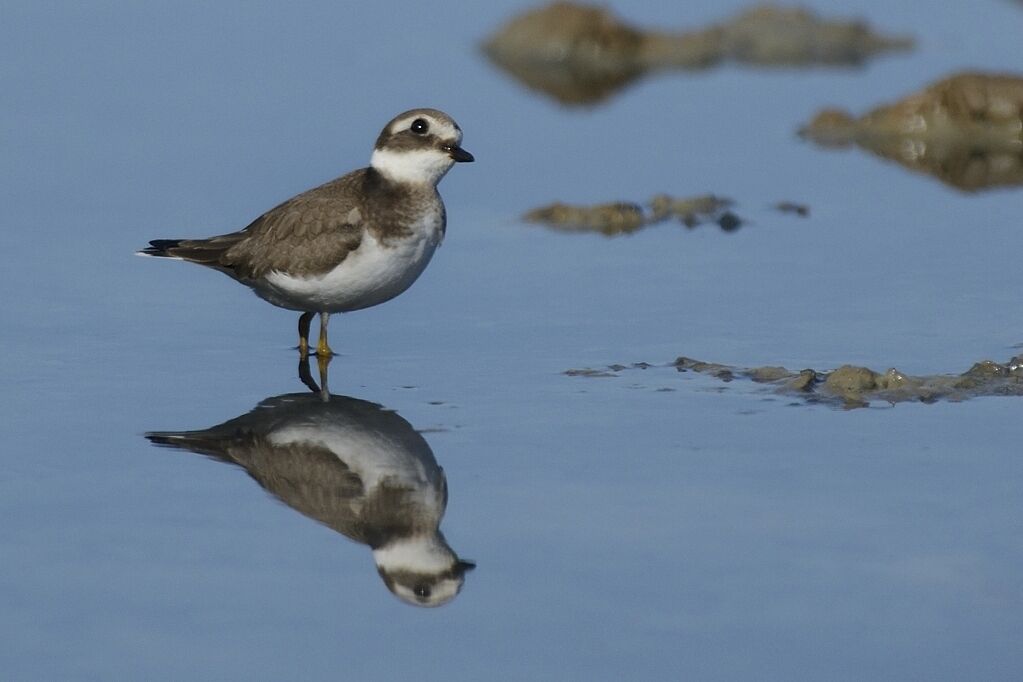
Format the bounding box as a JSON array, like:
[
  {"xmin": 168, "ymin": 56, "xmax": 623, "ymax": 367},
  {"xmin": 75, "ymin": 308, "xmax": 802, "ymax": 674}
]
[
  {"xmin": 146, "ymin": 391, "xmax": 475, "ymax": 607},
  {"xmin": 139, "ymin": 108, "xmax": 473, "ymax": 356}
]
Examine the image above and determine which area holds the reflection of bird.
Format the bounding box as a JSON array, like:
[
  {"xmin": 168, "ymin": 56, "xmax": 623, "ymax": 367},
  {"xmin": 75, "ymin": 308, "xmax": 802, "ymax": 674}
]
[
  {"xmin": 138, "ymin": 109, "xmax": 473, "ymax": 357},
  {"xmin": 146, "ymin": 393, "xmax": 474, "ymax": 607}
]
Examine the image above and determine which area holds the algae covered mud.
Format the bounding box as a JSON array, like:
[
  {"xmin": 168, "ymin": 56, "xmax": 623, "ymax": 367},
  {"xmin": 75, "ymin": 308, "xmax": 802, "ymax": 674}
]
[{"xmin": 566, "ymin": 354, "xmax": 1023, "ymax": 409}]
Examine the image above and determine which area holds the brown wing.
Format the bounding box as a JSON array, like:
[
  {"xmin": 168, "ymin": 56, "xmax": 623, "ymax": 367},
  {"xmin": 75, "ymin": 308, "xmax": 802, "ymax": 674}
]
[{"xmin": 158, "ymin": 170, "xmax": 369, "ymax": 280}]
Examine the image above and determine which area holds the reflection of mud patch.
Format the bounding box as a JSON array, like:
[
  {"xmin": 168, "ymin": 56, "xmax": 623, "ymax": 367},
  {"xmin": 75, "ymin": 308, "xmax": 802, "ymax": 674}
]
[
  {"xmin": 483, "ymin": 2, "xmax": 912, "ymax": 105},
  {"xmin": 800, "ymin": 72, "xmax": 1023, "ymax": 192},
  {"xmin": 525, "ymin": 194, "xmax": 743, "ymax": 236},
  {"xmin": 566, "ymin": 355, "xmax": 1023, "ymax": 408}
]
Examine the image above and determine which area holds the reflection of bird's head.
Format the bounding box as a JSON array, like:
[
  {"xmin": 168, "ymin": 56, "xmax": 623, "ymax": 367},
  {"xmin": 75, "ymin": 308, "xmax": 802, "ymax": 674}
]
[{"xmin": 373, "ymin": 535, "xmax": 475, "ymax": 607}]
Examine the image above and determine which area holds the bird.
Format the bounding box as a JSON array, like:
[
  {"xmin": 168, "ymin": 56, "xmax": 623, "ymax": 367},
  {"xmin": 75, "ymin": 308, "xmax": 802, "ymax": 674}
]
[
  {"xmin": 145, "ymin": 391, "xmax": 475, "ymax": 607},
  {"xmin": 138, "ymin": 108, "xmax": 473, "ymax": 357}
]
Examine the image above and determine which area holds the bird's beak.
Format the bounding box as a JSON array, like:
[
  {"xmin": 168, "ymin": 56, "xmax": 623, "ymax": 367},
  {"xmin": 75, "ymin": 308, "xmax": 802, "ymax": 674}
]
[{"xmin": 444, "ymin": 145, "xmax": 475, "ymax": 163}]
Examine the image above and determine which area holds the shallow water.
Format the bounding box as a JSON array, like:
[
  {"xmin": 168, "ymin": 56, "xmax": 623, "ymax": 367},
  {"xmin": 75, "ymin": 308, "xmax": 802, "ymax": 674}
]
[{"xmin": 2, "ymin": 1, "xmax": 1022, "ymax": 680}]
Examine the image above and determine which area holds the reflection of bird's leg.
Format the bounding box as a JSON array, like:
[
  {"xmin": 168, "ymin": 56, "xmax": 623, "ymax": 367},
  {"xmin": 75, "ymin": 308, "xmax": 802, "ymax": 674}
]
[
  {"xmin": 297, "ymin": 350, "xmax": 332, "ymax": 399},
  {"xmin": 298, "ymin": 352, "xmax": 321, "ymax": 393},
  {"xmin": 316, "ymin": 312, "xmax": 334, "ymax": 357},
  {"xmin": 298, "ymin": 312, "xmax": 314, "ymax": 357},
  {"xmin": 317, "ymin": 353, "xmax": 332, "ymax": 401}
]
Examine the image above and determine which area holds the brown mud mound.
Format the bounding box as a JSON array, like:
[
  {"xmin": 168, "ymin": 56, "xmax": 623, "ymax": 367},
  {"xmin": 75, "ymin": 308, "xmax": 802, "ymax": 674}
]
[
  {"xmin": 800, "ymin": 72, "xmax": 1023, "ymax": 192},
  {"xmin": 483, "ymin": 3, "xmax": 912, "ymax": 105}
]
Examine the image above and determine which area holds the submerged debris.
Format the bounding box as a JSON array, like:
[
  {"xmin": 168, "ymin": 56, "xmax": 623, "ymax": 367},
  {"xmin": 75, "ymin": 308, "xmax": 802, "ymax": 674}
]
[
  {"xmin": 563, "ymin": 367, "xmax": 621, "ymax": 378},
  {"xmin": 567, "ymin": 354, "xmax": 1023, "ymax": 408},
  {"xmin": 563, "ymin": 362, "xmax": 657, "ymax": 378},
  {"xmin": 483, "ymin": 2, "xmax": 913, "ymax": 105},
  {"xmin": 525, "ymin": 194, "xmax": 739, "ymax": 236},
  {"xmin": 774, "ymin": 201, "xmax": 810, "ymax": 217},
  {"xmin": 800, "ymin": 72, "xmax": 1023, "ymax": 191}
]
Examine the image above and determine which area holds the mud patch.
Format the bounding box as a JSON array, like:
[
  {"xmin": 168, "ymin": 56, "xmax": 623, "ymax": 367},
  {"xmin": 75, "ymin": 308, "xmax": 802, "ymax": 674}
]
[
  {"xmin": 800, "ymin": 72, "xmax": 1023, "ymax": 192},
  {"xmin": 566, "ymin": 354, "xmax": 1023, "ymax": 408},
  {"xmin": 483, "ymin": 2, "xmax": 912, "ymax": 105},
  {"xmin": 524, "ymin": 194, "xmax": 743, "ymax": 235}
]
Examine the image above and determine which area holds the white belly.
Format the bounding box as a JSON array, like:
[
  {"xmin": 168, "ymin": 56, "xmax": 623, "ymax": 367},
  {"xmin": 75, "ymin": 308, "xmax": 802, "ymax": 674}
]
[{"xmin": 254, "ymin": 225, "xmax": 441, "ymax": 313}]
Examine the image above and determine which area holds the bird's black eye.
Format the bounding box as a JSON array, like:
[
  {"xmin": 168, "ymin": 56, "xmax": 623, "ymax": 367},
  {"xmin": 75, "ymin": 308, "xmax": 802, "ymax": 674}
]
[
  {"xmin": 414, "ymin": 584, "xmax": 431, "ymax": 599},
  {"xmin": 410, "ymin": 118, "xmax": 429, "ymax": 135}
]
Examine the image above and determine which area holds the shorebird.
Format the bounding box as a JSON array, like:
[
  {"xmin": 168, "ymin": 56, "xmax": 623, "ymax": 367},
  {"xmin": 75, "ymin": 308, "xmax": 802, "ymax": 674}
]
[{"xmin": 139, "ymin": 108, "xmax": 473, "ymax": 357}]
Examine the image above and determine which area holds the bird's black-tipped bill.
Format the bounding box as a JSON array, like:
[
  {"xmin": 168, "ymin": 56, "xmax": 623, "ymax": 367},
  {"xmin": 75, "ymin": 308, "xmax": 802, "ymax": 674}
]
[{"xmin": 445, "ymin": 145, "xmax": 474, "ymax": 162}]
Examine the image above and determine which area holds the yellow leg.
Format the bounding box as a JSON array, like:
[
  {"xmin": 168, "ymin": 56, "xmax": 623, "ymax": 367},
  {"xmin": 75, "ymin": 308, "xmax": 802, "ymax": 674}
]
[
  {"xmin": 298, "ymin": 312, "xmax": 314, "ymax": 357},
  {"xmin": 316, "ymin": 312, "xmax": 334, "ymax": 357}
]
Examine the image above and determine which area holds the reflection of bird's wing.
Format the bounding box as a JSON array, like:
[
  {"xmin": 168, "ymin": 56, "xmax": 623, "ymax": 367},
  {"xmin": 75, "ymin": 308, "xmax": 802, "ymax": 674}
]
[
  {"xmin": 146, "ymin": 393, "xmax": 444, "ymax": 546},
  {"xmin": 149, "ymin": 171, "xmax": 369, "ymax": 279},
  {"xmin": 230, "ymin": 436, "xmax": 370, "ymax": 536},
  {"xmin": 146, "ymin": 428, "xmax": 372, "ymax": 541}
]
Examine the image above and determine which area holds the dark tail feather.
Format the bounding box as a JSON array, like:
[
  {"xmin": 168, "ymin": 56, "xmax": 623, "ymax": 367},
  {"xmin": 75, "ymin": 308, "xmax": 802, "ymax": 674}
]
[
  {"xmin": 145, "ymin": 431, "xmax": 200, "ymax": 448},
  {"xmin": 137, "ymin": 234, "xmax": 243, "ymax": 270},
  {"xmin": 145, "ymin": 431, "xmax": 238, "ymax": 465},
  {"xmin": 139, "ymin": 239, "xmax": 184, "ymax": 257}
]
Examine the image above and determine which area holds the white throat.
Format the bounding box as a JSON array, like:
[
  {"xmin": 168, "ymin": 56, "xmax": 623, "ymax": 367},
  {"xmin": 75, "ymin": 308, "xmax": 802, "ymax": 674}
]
[{"xmin": 370, "ymin": 148, "xmax": 453, "ymax": 186}]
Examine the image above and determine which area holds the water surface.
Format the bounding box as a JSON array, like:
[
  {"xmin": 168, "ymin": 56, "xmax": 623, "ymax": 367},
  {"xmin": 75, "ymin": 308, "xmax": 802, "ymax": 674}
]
[{"xmin": 2, "ymin": 1, "xmax": 1022, "ymax": 680}]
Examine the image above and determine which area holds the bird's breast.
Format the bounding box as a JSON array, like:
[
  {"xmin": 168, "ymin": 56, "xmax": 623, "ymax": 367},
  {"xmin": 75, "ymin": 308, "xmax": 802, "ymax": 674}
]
[{"xmin": 257, "ymin": 209, "xmax": 443, "ymax": 313}]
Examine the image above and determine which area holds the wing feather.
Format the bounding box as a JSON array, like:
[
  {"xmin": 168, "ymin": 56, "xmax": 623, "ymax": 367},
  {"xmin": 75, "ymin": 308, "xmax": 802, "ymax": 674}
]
[{"xmin": 156, "ymin": 170, "xmax": 370, "ymax": 280}]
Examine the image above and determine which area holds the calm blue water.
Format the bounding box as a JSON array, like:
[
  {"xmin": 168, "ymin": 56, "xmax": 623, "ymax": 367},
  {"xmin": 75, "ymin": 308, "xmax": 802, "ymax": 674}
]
[{"xmin": 2, "ymin": 1, "xmax": 1021, "ymax": 680}]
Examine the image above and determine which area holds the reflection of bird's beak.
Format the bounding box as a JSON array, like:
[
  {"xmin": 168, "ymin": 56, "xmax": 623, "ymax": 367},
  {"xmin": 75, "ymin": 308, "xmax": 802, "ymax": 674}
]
[{"xmin": 444, "ymin": 145, "xmax": 475, "ymax": 163}]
